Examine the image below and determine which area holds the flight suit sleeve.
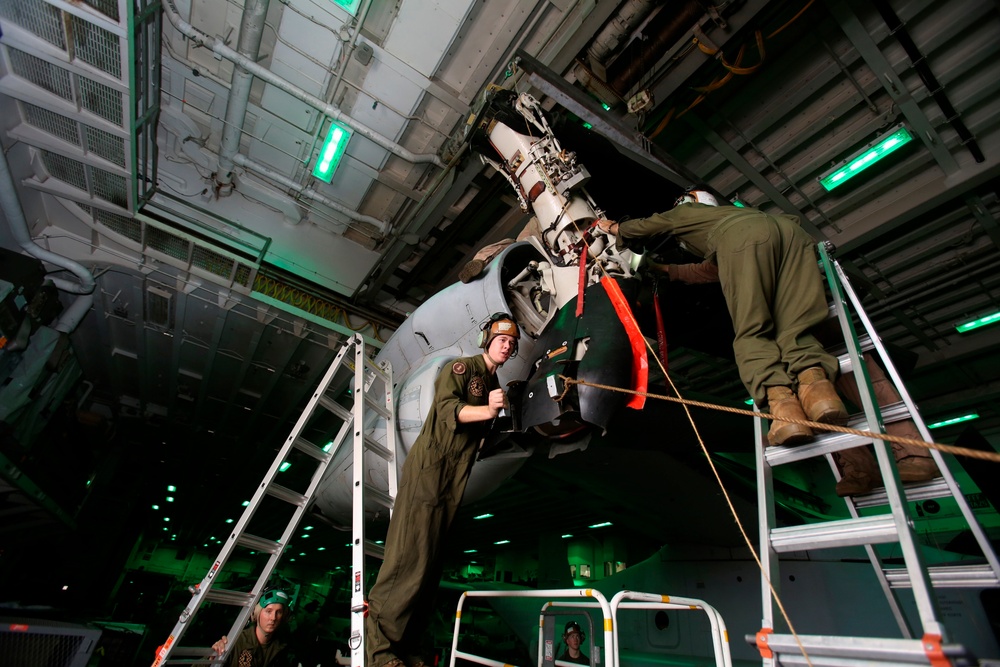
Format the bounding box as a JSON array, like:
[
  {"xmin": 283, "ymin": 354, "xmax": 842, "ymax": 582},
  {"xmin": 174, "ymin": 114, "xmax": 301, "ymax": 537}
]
[
  {"xmin": 667, "ymin": 260, "xmax": 719, "ymax": 284},
  {"xmin": 615, "ymin": 211, "xmax": 676, "ymax": 251},
  {"xmin": 436, "ymin": 362, "xmax": 471, "ymax": 433}
]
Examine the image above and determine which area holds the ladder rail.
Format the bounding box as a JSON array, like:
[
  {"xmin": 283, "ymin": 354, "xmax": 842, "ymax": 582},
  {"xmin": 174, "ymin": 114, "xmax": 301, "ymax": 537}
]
[
  {"xmin": 833, "ymin": 256, "xmax": 1000, "ymax": 583},
  {"xmin": 153, "ymin": 334, "xmax": 395, "ymax": 667},
  {"xmin": 818, "ymin": 244, "xmax": 945, "ymax": 639}
]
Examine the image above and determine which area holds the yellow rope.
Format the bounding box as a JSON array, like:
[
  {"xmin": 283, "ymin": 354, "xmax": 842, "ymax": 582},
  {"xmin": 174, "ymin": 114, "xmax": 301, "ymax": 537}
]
[{"xmin": 556, "ymin": 376, "xmax": 1000, "ymax": 462}]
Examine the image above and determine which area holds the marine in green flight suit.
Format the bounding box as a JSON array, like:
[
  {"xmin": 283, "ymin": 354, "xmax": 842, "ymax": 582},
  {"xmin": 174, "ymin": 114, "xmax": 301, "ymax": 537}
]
[
  {"xmin": 365, "ymin": 314, "xmax": 520, "ymax": 667},
  {"xmin": 598, "ymin": 191, "xmax": 846, "ymax": 446}
]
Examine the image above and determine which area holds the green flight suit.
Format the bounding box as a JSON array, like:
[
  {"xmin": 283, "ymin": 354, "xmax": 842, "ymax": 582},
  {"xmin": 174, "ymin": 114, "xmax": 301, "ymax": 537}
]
[
  {"xmin": 221, "ymin": 625, "xmax": 294, "ymax": 667},
  {"xmin": 615, "ymin": 203, "xmax": 838, "ymax": 405},
  {"xmin": 366, "ymin": 354, "xmax": 500, "ymax": 667}
]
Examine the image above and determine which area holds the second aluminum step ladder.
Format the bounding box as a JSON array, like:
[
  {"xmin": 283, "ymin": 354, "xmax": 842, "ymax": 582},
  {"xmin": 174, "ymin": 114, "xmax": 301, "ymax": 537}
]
[
  {"xmin": 752, "ymin": 243, "xmax": 999, "ymax": 666},
  {"xmin": 152, "ymin": 333, "xmax": 397, "ymax": 666}
]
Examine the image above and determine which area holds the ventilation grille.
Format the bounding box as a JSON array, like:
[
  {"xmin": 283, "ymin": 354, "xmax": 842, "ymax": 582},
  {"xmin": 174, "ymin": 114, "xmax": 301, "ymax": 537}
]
[
  {"xmin": 22, "ymin": 102, "xmax": 127, "ymax": 167},
  {"xmin": 23, "ymin": 102, "xmax": 80, "ymax": 145},
  {"xmin": 70, "ymin": 14, "xmax": 121, "ymax": 78},
  {"xmin": 146, "ymin": 226, "xmax": 191, "ymax": 261},
  {"xmin": 82, "ymin": 0, "xmax": 120, "ymax": 23},
  {"xmin": 41, "ymin": 151, "xmax": 87, "ymax": 191},
  {"xmin": 8, "ymin": 49, "xmax": 73, "ymax": 100},
  {"xmin": 0, "ymin": 0, "xmax": 66, "ymax": 49},
  {"xmin": 91, "ymin": 167, "xmax": 128, "ymax": 207},
  {"xmin": 0, "ymin": 631, "xmax": 85, "ymax": 667},
  {"xmin": 94, "ymin": 208, "xmax": 141, "ymax": 242},
  {"xmin": 79, "ymin": 76, "xmax": 124, "ymax": 126},
  {"xmin": 192, "ymin": 245, "xmax": 237, "ymax": 280}
]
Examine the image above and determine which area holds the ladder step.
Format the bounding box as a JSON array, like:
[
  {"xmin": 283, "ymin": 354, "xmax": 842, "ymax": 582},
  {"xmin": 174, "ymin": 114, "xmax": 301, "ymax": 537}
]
[
  {"xmin": 364, "ymin": 358, "xmax": 391, "ymax": 383},
  {"xmin": 884, "ymin": 563, "xmax": 1000, "ymax": 589},
  {"xmin": 292, "ymin": 436, "xmax": 331, "ymax": 462},
  {"xmin": 235, "ymin": 533, "xmax": 282, "ymax": 554},
  {"xmin": 203, "ymin": 588, "xmax": 256, "ymax": 607},
  {"xmin": 318, "ymin": 395, "xmax": 353, "ymax": 422},
  {"xmin": 363, "ymin": 395, "xmax": 391, "ymax": 419},
  {"xmin": 363, "ymin": 483, "xmax": 394, "ymax": 509},
  {"xmin": 747, "ymin": 633, "xmax": 969, "ymax": 665},
  {"xmin": 265, "ymin": 483, "xmax": 308, "ymax": 506},
  {"xmin": 770, "ymin": 515, "xmax": 898, "ymax": 552},
  {"xmin": 363, "ymin": 434, "xmax": 393, "ymax": 461},
  {"xmin": 852, "ymin": 477, "xmax": 953, "ymax": 508},
  {"xmin": 764, "ymin": 402, "xmax": 914, "ymax": 467}
]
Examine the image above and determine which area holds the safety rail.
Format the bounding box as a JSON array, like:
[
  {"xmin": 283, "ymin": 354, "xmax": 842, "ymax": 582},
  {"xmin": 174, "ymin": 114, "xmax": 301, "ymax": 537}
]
[
  {"xmin": 608, "ymin": 591, "xmax": 732, "ymax": 667},
  {"xmin": 449, "ymin": 589, "xmax": 613, "ymax": 667},
  {"xmin": 447, "ymin": 588, "xmax": 732, "ymax": 667}
]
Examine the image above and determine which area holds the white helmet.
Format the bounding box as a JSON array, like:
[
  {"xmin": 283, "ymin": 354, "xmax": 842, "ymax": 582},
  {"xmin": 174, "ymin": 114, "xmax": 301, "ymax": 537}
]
[{"xmin": 674, "ymin": 189, "xmax": 719, "ymax": 207}]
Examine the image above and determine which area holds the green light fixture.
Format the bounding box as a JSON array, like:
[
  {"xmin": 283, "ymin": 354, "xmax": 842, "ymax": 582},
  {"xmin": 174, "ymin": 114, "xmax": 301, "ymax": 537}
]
[
  {"xmin": 818, "ymin": 126, "xmax": 913, "ymax": 191},
  {"xmin": 323, "ymin": 441, "xmax": 334, "ymax": 453},
  {"xmin": 313, "ymin": 121, "xmax": 352, "ymax": 183},
  {"xmin": 464, "ymin": 549, "xmax": 477, "ymax": 553},
  {"xmin": 279, "ymin": 462, "xmax": 292, "ymax": 472},
  {"xmin": 956, "ymin": 311, "xmax": 1000, "ymax": 333},
  {"xmin": 927, "ymin": 413, "xmax": 979, "ymax": 429},
  {"xmin": 589, "ymin": 521, "xmax": 613, "ymax": 529},
  {"xmin": 473, "ymin": 513, "xmax": 493, "ymax": 520},
  {"xmin": 332, "ymin": 0, "xmax": 361, "ymax": 15},
  {"xmin": 494, "ymin": 539, "xmax": 510, "ymax": 545},
  {"xmin": 167, "ymin": 485, "xmax": 177, "ymax": 492},
  {"xmin": 561, "ymin": 534, "xmax": 573, "ymax": 539}
]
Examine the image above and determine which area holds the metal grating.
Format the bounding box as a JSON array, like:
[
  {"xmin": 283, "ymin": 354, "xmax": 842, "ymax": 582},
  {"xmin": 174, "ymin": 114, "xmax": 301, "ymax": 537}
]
[
  {"xmin": 41, "ymin": 151, "xmax": 87, "ymax": 191},
  {"xmin": 0, "ymin": 0, "xmax": 66, "ymax": 50},
  {"xmin": 0, "ymin": 631, "xmax": 85, "ymax": 666},
  {"xmin": 70, "ymin": 15, "xmax": 122, "ymax": 79},
  {"xmin": 192, "ymin": 245, "xmax": 236, "ymax": 279},
  {"xmin": 7, "ymin": 48, "xmax": 73, "ymax": 100},
  {"xmin": 23, "ymin": 102, "xmax": 80, "ymax": 146},
  {"xmin": 94, "ymin": 209, "xmax": 141, "ymax": 243},
  {"xmin": 146, "ymin": 226, "xmax": 191, "ymax": 261},
  {"xmin": 82, "ymin": 0, "xmax": 120, "ymax": 23},
  {"xmin": 79, "ymin": 76, "xmax": 123, "ymax": 126},
  {"xmin": 91, "ymin": 167, "xmax": 128, "ymax": 207},
  {"xmin": 234, "ymin": 264, "xmax": 253, "ymax": 287},
  {"xmin": 84, "ymin": 126, "xmax": 125, "ymax": 167}
]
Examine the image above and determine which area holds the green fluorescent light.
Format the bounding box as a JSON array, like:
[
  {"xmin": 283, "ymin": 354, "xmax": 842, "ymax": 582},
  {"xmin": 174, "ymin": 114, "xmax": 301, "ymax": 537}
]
[
  {"xmin": 299, "ymin": 552, "xmax": 306, "ymax": 556},
  {"xmin": 732, "ymin": 199, "xmax": 746, "ymax": 208},
  {"xmin": 582, "ymin": 122, "xmax": 593, "ymax": 130},
  {"xmin": 601, "ymin": 103, "xmax": 611, "ymax": 111},
  {"xmin": 152, "ymin": 504, "xmax": 159, "ymax": 510},
  {"xmin": 317, "ymin": 547, "xmax": 326, "ymax": 551},
  {"xmin": 745, "ymin": 398, "xmax": 754, "ymax": 405},
  {"xmin": 301, "ymin": 533, "xmax": 310, "ymax": 538},
  {"xmin": 313, "ymin": 121, "xmax": 352, "ymax": 183},
  {"xmin": 225, "ymin": 519, "xmax": 234, "ymax": 524},
  {"xmin": 332, "ymin": 0, "xmax": 361, "ymax": 15},
  {"xmin": 166, "ymin": 496, "xmax": 174, "ymax": 502},
  {"xmin": 561, "ymin": 534, "xmax": 573, "ymax": 539},
  {"xmin": 589, "ymin": 521, "xmax": 613, "ymax": 528},
  {"xmin": 494, "ymin": 539, "xmax": 510, "ymax": 545},
  {"xmin": 464, "ymin": 549, "xmax": 477, "ymax": 553},
  {"xmin": 241, "ymin": 500, "xmax": 250, "ymax": 507},
  {"xmin": 304, "ymin": 526, "xmax": 313, "ymax": 531},
  {"xmin": 167, "ymin": 485, "xmax": 177, "ymax": 492},
  {"xmin": 323, "ymin": 441, "xmax": 334, "ymax": 453},
  {"xmin": 163, "ymin": 516, "xmax": 170, "ymax": 522},
  {"xmin": 928, "ymin": 413, "xmax": 979, "ymax": 429},
  {"xmin": 375, "ymin": 540, "xmax": 383, "ymax": 545},
  {"xmin": 473, "ymin": 513, "xmax": 493, "ymax": 520},
  {"xmin": 819, "ymin": 126, "xmax": 913, "ymax": 191},
  {"xmin": 956, "ymin": 311, "xmax": 1000, "ymax": 333},
  {"xmin": 163, "ymin": 526, "xmax": 168, "ymax": 531},
  {"xmin": 279, "ymin": 462, "xmax": 292, "ymax": 472}
]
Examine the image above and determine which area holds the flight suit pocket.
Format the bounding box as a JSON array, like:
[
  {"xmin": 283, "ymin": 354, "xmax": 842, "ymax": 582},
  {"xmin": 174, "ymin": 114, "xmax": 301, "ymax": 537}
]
[
  {"xmin": 412, "ymin": 450, "xmax": 453, "ymax": 508},
  {"xmin": 721, "ymin": 217, "xmax": 772, "ymax": 254}
]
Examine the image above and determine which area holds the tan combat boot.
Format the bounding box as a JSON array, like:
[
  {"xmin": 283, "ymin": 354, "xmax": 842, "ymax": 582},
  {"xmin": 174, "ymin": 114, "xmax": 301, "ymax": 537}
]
[
  {"xmin": 887, "ymin": 421, "xmax": 940, "ymax": 482},
  {"xmin": 766, "ymin": 386, "xmax": 813, "ymax": 446},
  {"xmin": 833, "ymin": 447, "xmax": 880, "ymax": 496},
  {"xmin": 797, "ymin": 367, "xmax": 848, "ymax": 424}
]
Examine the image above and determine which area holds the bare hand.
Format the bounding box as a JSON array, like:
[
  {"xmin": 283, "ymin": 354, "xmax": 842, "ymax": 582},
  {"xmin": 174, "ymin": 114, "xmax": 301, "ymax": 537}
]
[
  {"xmin": 596, "ymin": 218, "xmax": 616, "ymax": 234},
  {"xmin": 212, "ymin": 636, "xmax": 228, "ymax": 655},
  {"xmin": 487, "ymin": 388, "xmax": 505, "ymax": 416}
]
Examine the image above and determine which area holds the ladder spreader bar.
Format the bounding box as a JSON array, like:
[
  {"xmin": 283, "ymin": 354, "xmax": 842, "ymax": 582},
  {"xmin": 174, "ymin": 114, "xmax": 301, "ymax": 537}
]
[{"xmin": 770, "ymin": 515, "xmax": 898, "ymax": 552}]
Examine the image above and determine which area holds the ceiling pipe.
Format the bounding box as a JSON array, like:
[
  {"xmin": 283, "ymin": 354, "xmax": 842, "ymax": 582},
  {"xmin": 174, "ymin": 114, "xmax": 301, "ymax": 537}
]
[
  {"xmin": 0, "ymin": 149, "xmax": 96, "ymax": 334},
  {"xmin": 161, "ymin": 0, "xmax": 446, "ymax": 169},
  {"xmin": 233, "ymin": 153, "xmax": 389, "ymax": 233},
  {"xmin": 216, "ymin": 0, "xmax": 271, "ymax": 192},
  {"xmin": 584, "ymin": 0, "xmax": 656, "ymax": 68}
]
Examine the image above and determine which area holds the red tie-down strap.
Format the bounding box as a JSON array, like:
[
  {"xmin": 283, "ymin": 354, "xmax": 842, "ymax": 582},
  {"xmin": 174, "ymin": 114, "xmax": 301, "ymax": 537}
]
[{"xmin": 601, "ymin": 276, "xmax": 648, "ymax": 409}]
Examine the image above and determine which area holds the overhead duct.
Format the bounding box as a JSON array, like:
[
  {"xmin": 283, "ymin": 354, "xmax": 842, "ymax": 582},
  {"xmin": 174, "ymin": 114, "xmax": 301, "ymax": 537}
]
[
  {"xmin": 0, "ymin": 149, "xmax": 95, "ymax": 334},
  {"xmin": 606, "ymin": 0, "xmax": 704, "ymax": 98},
  {"xmin": 216, "ymin": 0, "xmax": 271, "ymax": 192},
  {"xmin": 161, "ymin": 0, "xmax": 446, "ymax": 169}
]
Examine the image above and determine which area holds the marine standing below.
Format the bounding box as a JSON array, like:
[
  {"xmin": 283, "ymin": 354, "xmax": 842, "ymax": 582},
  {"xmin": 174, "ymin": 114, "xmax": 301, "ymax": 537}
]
[
  {"xmin": 597, "ymin": 190, "xmax": 847, "ymax": 446},
  {"xmin": 210, "ymin": 588, "xmax": 296, "ymax": 667},
  {"xmin": 365, "ymin": 313, "xmax": 521, "ymax": 667}
]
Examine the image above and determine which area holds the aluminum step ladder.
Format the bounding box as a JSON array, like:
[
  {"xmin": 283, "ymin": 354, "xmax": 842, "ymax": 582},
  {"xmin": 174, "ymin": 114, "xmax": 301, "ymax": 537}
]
[
  {"xmin": 151, "ymin": 333, "xmax": 397, "ymax": 666},
  {"xmin": 751, "ymin": 243, "xmax": 999, "ymax": 666}
]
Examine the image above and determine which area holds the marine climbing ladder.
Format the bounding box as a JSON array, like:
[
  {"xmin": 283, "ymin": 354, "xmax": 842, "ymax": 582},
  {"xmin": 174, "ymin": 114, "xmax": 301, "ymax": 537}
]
[
  {"xmin": 752, "ymin": 242, "xmax": 1000, "ymax": 666},
  {"xmin": 151, "ymin": 333, "xmax": 397, "ymax": 666}
]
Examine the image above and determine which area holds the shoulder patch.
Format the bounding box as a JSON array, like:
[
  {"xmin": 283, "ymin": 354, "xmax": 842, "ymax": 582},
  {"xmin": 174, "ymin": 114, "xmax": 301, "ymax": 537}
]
[{"xmin": 452, "ymin": 361, "xmax": 467, "ymax": 375}]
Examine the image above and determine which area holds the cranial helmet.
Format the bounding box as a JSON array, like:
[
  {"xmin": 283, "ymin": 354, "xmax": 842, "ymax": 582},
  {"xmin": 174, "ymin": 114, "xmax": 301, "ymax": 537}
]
[
  {"xmin": 258, "ymin": 588, "xmax": 291, "ymax": 609},
  {"xmin": 563, "ymin": 620, "xmax": 585, "ymax": 640},
  {"xmin": 478, "ymin": 312, "xmax": 520, "ymax": 356},
  {"xmin": 674, "ymin": 189, "xmax": 719, "ymax": 207}
]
